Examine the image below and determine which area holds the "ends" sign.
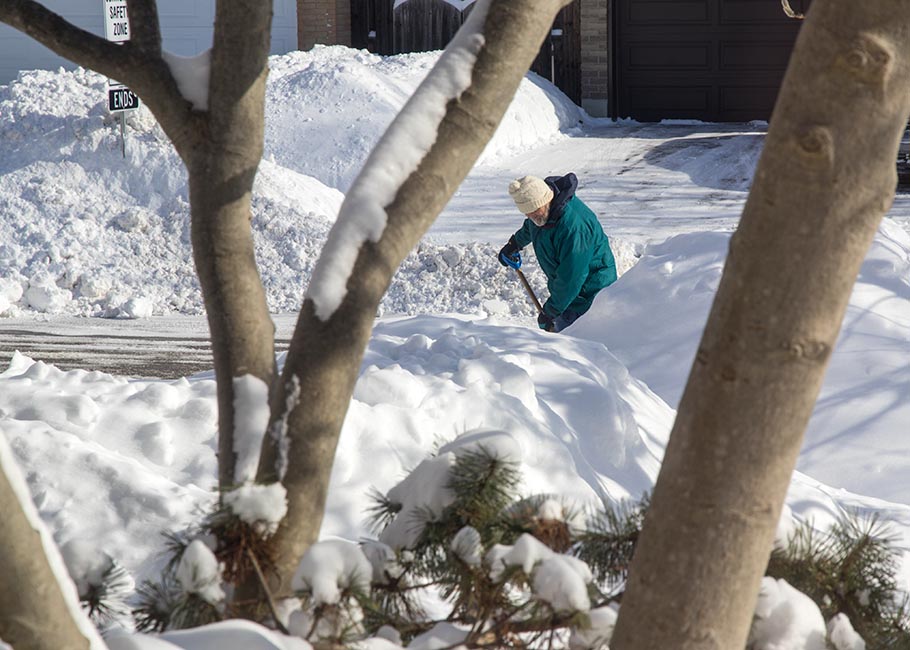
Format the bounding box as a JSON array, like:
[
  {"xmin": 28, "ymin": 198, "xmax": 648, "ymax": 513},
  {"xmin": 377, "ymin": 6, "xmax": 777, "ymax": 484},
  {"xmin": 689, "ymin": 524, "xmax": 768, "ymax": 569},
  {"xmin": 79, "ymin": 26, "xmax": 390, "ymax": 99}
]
[{"xmin": 108, "ymin": 85, "xmax": 139, "ymax": 112}]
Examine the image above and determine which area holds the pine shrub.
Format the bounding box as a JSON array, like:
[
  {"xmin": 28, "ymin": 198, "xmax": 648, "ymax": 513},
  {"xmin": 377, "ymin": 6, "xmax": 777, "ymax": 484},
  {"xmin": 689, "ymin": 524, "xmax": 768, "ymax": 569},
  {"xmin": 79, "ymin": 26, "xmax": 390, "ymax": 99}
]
[
  {"xmin": 766, "ymin": 513, "xmax": 910, "ymax": 647},
  {"xmin": 358, "ymin": 446, "xmax": 645, "ymax": 647},
  {"xmin": 124, "ymin": 446, "xmax": 910, "ymax": 650}
]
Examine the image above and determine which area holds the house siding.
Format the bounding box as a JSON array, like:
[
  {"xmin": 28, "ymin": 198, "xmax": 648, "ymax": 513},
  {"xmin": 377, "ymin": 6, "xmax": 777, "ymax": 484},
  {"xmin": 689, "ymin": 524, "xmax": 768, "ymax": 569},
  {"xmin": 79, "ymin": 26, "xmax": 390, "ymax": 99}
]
[
  {"xmin": 580, "ymin": 0, "xmax": 609, "ymax": 117},
  {"xmin": 0, "ymin": 0, "xmax": 297, "ymax": 86}
]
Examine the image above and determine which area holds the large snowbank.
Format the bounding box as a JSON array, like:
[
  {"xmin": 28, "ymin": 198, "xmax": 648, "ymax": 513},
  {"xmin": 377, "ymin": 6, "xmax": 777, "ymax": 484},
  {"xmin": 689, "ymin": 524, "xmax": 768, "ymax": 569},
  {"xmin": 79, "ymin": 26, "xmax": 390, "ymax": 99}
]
[
  {"xmin": 571, "ymin": 218, "xmax": 910, "ymax": 507},
  {"xmin": 0, "ymin": 46, "xmax": 596, "ymax": 321},
  {"xmin": 0, "ymin": 315, "xmax": 672, "ymax": 586}
]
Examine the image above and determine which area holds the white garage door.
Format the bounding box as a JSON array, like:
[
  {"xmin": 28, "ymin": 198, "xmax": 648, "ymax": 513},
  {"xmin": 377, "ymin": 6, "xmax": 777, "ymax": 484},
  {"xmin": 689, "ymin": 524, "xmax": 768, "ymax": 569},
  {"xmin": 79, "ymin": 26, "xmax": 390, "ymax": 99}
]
[{"xmin": 0, "ymin": 0, "xmax": 297, "ymax": 85}]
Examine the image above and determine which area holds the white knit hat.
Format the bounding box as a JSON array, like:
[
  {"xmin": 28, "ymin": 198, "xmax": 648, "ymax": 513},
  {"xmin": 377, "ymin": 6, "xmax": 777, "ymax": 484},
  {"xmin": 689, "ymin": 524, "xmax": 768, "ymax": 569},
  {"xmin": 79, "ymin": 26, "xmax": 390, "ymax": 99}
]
[{"xmin": 509, "ymin": 175, "xmax": 553, "ymax": 214}]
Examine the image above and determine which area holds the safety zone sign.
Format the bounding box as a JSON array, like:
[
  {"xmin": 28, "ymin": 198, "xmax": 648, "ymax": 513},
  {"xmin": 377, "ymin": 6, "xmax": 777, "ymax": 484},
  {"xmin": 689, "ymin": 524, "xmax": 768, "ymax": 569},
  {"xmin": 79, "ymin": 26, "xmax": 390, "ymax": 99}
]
[
  {"xmin": 103, "ymin": 0, "xmax": 139, "ymax": 113},
  {"xmin": 103, "ymin": 0, "xmax": 130, "ymax": 41}
]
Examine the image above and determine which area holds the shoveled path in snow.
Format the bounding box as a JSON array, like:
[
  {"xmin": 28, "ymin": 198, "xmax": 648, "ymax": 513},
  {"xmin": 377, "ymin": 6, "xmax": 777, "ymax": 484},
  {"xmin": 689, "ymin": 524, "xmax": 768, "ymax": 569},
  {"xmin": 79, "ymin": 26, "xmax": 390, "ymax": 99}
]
[
  {"xmin": 430, "ymin": 122, "xmax": 910, "ymax": 246},
  {"xmin": 0, "ymin": 316, "xmax": 296, "ymax": 378}
]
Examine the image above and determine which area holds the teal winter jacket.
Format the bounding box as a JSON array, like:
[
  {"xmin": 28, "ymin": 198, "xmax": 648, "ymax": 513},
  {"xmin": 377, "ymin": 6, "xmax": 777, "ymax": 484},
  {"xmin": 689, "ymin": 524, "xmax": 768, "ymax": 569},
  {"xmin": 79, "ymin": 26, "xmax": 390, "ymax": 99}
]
[{"xmin": 512, "ymin": 173, "xmax": 616, "ymax": 318}]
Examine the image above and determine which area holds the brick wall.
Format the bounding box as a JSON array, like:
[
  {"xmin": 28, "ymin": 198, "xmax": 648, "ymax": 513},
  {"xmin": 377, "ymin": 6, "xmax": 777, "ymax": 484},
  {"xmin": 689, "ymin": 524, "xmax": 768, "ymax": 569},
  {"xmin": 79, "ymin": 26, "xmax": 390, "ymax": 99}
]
[
  {"xmin": 336, "ymin": 0, "xmax": 351, "ymax": 45},
  {"xmin": 580, "ymin": 0, "xmax": 609, "ymax": 117},
  {"xmin": 298, "ymin": 0, "xmax": 353, "ymax": 50}
]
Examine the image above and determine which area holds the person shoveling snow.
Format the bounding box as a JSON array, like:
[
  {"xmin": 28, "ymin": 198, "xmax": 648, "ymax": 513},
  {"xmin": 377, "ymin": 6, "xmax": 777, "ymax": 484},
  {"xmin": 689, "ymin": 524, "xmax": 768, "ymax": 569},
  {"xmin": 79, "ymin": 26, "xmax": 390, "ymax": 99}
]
[{"xmin": 498, "ymin": 173, "xmax": 617, "ymax": 332}]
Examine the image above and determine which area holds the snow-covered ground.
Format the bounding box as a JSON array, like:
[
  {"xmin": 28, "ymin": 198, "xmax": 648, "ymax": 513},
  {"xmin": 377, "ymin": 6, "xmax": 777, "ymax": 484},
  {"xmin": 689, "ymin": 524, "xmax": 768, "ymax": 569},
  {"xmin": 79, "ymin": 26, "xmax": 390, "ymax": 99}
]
[{"xmin": 3, "ymin": 43, "xmax": 910, "ymax": 649}]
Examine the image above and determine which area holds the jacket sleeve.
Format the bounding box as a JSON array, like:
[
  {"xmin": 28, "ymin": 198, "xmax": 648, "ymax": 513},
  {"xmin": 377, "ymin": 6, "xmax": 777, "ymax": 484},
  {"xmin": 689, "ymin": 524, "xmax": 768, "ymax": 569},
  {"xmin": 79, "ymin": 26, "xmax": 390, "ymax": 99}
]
[
  {"xmin": 512, "ymin": 220, "xmax": 534, "ymax": 249},
  {"xmin": 543, "ymin": 224, "xmax": 595, "ymax": 316}
]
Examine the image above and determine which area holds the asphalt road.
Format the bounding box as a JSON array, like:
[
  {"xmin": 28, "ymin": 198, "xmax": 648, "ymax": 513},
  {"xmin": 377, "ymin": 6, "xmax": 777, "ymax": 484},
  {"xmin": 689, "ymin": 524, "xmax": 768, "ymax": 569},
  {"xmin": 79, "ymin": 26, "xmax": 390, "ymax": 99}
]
[{"xmin": 0, "ymin": 315, "xmax": 296, "ymax": 379}]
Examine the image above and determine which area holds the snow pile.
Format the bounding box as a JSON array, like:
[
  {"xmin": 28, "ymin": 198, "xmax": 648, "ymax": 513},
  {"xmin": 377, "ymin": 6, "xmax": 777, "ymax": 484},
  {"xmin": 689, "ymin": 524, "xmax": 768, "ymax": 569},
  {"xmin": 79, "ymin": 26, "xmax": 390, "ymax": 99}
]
[
  {"xmin": 569, "ymin": 606, "xmax": 618, "ymax": 650},
  {"xmin": 571, "ymin": 218, "xmax": 910, "ymax": 506},
  {"xmin": 746, "ymin": 577, "xmax": 867, "ymax": 650},
  {"xmin": 826, "ymin": 614, "xmax": 866, "ymax": 650},
  {"xmin": 293, "ymin": 539, "xmax": 373, "ymax": 604},
  {"xmin": 223, "ymin": 483, "xmax": 288, "ymax": 536},
  {"xmin": 450, "ymin": 526, "xmax": 483, "ymax": 566},
  {"xmin": 0, "ymin": 351, "xmax": 218, "ymax": 584},
  {"xmin": 265, "ymin": 46, "xmax": 583, "ymax": 193},
  {"xmin": 162, "ymin": 50, "xmax": 212, "ymax": 111},
  {"xmin": 6, "ymin": 304, "xmax": 910, "ymax": 636},
  {"xmin": 487, "ymin": 533, "xmax": 593, "ymax": 612},
  {"xmin": 406, "ymin": 623, "xmax": 469, "ymax": 650},
  {"xmin": 232, "ymin": 375, "xmax": 271, "ymax": 484},
  {"xmin": 0, "ymin": 316, "xmax": 671, "ymax": 588},
  {"xmin": 0, "ymin": 46, "xmax": 589, "ymax": 321},
  {"xmin": 748, "ymin": 577, "xmax": 827, "ymax": 650},
  {"xmin": 332, "ymin": 315, "xmax": 671, "ymax": 539},
  {"xmin": 106, "ymin": 620, "xmax": 313, "ymax": 650}
]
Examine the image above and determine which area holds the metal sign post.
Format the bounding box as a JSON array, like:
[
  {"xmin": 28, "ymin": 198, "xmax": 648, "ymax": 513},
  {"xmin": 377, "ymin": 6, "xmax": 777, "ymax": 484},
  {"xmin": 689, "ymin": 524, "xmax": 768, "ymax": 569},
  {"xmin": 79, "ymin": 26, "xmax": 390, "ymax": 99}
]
[
  {"xmin": 550, "ymin": 28, "xmax": 563, "ymax": 85},
  {"xmin": 102, "ymin": 0, "xmax": 139, "ymax": 157}
]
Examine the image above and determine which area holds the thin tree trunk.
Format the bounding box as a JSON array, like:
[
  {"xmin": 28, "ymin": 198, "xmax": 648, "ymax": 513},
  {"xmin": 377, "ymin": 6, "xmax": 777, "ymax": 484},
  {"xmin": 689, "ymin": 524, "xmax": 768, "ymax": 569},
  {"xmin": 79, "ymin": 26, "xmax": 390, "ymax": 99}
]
[
  {"xmin": 188, "ymin": 0, "xmax": 277, "ymax": 490},
  {"xmin": 610, "ymin": 2, "xmax": 910, "ymax": 649},
  {"xmin": 1, "ymin": 0, "xmax": 280, "ymax": 622},
  {"xmin": 253, "ymin": 0, "xmax": 572, "ymax": 597},
  {"xmin": 0, "ymin": 0, "xmax": 278, "ymax": 490},
  {"xmin": 0, "ymin": 443, "xmax": 104, "ymax": 650},
  {"xmin": 188, "ymin": 161, "xmax": 277, "ymax": 491}
]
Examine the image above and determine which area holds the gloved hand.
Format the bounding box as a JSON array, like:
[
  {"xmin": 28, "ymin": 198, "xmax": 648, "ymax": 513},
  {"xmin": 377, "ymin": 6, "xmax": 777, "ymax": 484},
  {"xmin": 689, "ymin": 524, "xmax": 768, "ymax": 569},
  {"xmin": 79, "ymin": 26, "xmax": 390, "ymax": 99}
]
[
  {"xmin": 498, "ymin": 237, "xmax": 521, "ymax": 268},
  {"xmin": 537, "ymin": 312, "xmax": 555, "ymax": 332}
]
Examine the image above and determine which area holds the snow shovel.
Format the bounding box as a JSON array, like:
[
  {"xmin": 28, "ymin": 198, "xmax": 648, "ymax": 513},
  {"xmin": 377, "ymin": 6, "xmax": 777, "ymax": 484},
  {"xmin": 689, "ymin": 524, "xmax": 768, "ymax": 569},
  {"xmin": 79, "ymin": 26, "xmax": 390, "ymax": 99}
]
[
  {"xmin": 501, "ymin": 251, "xmax": 544, "ymax": 314},
  {"xmin": 514, "ymin": 267, "xmax": 544, "ymax": 314}
]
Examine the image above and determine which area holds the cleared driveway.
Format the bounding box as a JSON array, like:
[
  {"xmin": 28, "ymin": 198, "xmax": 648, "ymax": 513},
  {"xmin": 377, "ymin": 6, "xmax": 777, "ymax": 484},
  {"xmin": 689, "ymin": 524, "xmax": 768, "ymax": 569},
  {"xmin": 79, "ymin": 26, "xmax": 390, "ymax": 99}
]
[{"xmin": 0, "ymin": 315, "xmax": 296, "ymax": 379}]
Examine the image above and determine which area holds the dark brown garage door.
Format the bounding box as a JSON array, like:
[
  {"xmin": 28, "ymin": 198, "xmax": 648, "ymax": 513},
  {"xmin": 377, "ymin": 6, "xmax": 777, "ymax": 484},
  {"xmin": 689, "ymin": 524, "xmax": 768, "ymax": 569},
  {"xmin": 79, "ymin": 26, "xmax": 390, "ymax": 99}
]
[{"xmin": 612, "ymin": 0, "xmax": 810, "ymax": 122}]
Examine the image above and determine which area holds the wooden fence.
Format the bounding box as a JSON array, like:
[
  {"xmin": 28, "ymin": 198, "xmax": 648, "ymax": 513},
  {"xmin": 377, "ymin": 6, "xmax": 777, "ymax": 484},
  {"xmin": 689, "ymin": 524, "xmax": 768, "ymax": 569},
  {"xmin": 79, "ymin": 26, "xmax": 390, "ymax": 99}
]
[{"xmin": 350, "ymin": 0, "xmax": 581, "ymax": 105}]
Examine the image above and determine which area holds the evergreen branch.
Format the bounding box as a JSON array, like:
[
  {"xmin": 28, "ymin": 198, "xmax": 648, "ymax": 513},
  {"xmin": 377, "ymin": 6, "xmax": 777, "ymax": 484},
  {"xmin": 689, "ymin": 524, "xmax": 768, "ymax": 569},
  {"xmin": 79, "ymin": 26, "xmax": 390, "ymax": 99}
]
[
  {"xmin": 366, "ymin": 487, "xmax": 402, "ymax": 535},
  {"xmin": 575, "ymin": 494, "xmax": 649, "ymax": 589},
  {"xmin": 767, "ymin": 511, "xmax": 910, "ymax": 646}
]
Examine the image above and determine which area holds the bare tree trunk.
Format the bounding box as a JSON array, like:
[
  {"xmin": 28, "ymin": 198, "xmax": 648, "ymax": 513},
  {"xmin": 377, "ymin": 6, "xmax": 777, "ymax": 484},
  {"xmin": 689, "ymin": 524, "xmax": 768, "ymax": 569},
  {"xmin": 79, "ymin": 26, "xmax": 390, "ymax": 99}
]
[
  {"xmin": 0, "ymin": 443, "xmax": 103, "ymax": 650},
  {"xmin": 0, "ymin": 0, "xmax": 278, "ymax": 492},
  {"xmin": 0, "ymin": 0, "xmax": 278, "ymax": 625},
  {"xmin": 189, "ymin": 0, "xmax": 277, "ymax": 490},
  {"xmin": 610, "ymin": 2, "xmax": 910, "ymax": 649},
  {"xmin": 252, "ymin": 0, "xmax": 571, "ymax": 597}
]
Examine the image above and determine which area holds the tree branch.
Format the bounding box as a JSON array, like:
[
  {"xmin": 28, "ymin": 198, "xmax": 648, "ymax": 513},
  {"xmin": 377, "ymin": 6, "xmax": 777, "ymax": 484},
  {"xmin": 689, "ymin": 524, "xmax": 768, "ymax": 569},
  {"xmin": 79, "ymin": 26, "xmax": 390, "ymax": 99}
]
[
  {"xmin": 781, "ymin": 0, "xmax": 804, "ymax": 19},
  {"xmin": 0, "ymin": 0, "xmax": 209, "ymax": 159},
  {"xmin": 126, "ymin": 0, "xmax": 162, "ymax": 54},
  {"xmin": 245, "ymin": 547, "xmax": 290, "ymax": 635},
  {"xmin": 0, "ymin": 0, "xmax": 132, "ymax": 81},
  {"xmin": 208, "ymin": 0, "xmax": 273, "ymax": 150}
]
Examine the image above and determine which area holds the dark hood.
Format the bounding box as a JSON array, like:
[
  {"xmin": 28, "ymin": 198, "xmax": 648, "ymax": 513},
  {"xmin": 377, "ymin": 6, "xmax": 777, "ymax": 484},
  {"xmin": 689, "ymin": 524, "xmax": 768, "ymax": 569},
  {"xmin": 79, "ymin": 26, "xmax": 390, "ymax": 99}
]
[{"xmin": 542, "ymin": 173, "xmax": 578, "ymax": 227}]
